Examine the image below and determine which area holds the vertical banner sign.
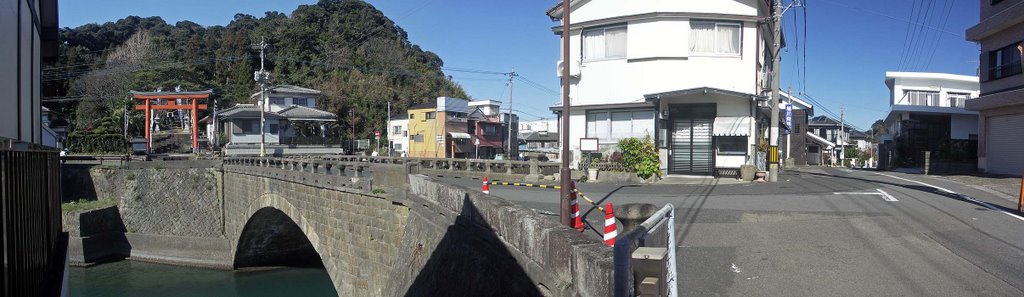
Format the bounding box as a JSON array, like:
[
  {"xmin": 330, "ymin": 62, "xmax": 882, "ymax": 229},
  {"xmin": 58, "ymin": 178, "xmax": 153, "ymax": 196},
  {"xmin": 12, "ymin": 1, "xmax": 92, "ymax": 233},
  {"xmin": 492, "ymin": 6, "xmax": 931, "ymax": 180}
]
[{"xmin": 784, "ymin": 104, "xmax": 793, "ymax": 135}]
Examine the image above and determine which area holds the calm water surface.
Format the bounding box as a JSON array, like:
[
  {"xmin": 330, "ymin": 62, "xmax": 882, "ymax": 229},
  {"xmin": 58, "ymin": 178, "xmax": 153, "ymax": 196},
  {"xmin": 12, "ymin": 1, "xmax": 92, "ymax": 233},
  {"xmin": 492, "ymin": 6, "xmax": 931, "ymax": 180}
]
[{"xmin": 69, "ymin": 261, "xmax": 337, "ymax": 297}]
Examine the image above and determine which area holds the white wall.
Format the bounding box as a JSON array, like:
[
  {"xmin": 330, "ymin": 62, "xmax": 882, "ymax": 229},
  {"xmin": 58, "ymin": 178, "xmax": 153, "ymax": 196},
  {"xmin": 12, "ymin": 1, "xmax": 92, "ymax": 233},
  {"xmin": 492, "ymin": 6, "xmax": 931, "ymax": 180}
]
[
  {"xmin": 568, "ymin": 0, "xmax": 761, "ymax": 24},
  {"xmin": 265, "ymin": 95, "xmax": 317, "ymax": 112},
  {"xmin": 520, "ymin": 119, "xmax": 559, "ymax": 133},
  {"xmin": 229, "ymin": 119, "xmax": 280, "ymax": 144},
  {"xmin": 888, "ymin": 73, "xmax": 980, "ymax": 107},
  {"xmin": 389, "ymin": 119, "xmax": 409, "ymax": 153},
  {"xmin": 950, "ymin": 114, "xmax": 979, "ymax": 140},
  {"xmin": 562, "ymin": 19, "xmax": 761, "ymax": 107}
]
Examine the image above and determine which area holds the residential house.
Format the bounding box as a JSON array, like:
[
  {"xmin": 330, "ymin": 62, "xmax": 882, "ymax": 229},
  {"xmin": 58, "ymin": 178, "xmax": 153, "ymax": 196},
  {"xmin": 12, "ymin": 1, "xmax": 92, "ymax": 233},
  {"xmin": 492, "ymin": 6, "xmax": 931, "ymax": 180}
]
[
  {"xmin": 41, "ymin": 106, "xmax": 68, "ymax": 148},
  {"xmin": 880, "ymin": 72, "xmax": 979, "ymax": 168},
  {"xmin": 806, "ymin": 116, "xmax": 851, "ymax": 166},
  {"xmin": 204, "ymin": 85, "xmax": 341, "ymax": 156},
  {"xmin": 964, "ymin": 0, "xmax": 1024, "ymax": 175},
  {"xmin": 468, "ymin": 100, "xmax": 508, "ymax": 159},
  {"xmin": 547, "ymin": 0, "xmax": 777, "ymax": 175},
  {"xmin": 388, "ymin": 114, "xmax": 409, "ymax": 156},
  {"xmin": 407, "ymin": 97, "xmax": 473, "ymax": 158}
]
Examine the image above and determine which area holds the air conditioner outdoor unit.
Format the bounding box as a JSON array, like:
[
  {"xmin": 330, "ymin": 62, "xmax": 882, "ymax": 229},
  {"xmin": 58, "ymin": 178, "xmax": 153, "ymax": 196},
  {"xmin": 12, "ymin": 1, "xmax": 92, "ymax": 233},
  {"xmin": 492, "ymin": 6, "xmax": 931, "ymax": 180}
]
[
  {"xmin": 758, "ymin": 71, "xmax": 771, "ymax": 92},
  {"xmin": 557, "ymin": 60, "xmax": 581, "ymax": 78}
]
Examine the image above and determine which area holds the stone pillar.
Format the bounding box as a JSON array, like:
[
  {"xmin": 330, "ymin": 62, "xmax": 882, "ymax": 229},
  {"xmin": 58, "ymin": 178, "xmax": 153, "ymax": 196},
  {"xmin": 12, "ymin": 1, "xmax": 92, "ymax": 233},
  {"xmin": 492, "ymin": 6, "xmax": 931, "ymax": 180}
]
[
  {"xmin": 530, "ymin": 160, "xmax": 539, "ymax": 175},
  {"xmin": 336, "ymin": 163, "xmax": 348, "ymax": 176},
  {"xmin": 923, "ymin": 151, "xmax": 930, "ymax": 175},
  {"xmin": 506, "ymin": 161, "xmax": 514, "ymax": 175}
]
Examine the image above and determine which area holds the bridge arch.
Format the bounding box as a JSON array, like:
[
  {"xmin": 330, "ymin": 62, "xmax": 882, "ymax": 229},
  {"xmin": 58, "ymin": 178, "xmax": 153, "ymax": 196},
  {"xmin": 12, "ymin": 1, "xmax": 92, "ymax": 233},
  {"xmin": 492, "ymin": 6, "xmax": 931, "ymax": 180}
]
[{"xmin": 233, "ymin": 193, "xmax": 340, "ymax": 292}]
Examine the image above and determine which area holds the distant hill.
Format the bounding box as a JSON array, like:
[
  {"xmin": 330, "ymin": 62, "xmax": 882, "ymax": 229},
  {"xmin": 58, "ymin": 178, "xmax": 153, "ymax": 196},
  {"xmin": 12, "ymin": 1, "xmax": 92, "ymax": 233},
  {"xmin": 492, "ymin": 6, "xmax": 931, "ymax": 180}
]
[{"xmin": 48, "ymin": 0, "xmax": 466, "ymax": 139}]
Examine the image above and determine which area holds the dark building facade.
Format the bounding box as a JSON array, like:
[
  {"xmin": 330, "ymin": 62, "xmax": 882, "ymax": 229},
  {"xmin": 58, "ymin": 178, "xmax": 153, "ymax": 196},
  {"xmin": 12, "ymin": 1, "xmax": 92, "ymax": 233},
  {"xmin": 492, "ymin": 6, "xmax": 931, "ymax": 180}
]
[{"xmin": 1, "ymin": 0, "xmax": 66, "ymax": 296}]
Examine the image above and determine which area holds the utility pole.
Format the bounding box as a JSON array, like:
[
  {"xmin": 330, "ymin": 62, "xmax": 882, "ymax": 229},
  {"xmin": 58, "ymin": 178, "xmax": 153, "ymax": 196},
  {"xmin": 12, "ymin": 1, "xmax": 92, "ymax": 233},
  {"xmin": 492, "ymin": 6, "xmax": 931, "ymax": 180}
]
[
  {"xmin": 507, "ymin": 67, "xmax": 516, "ymax": 159},
  {"xmin": 252, "ymin": 36, "xmax": 271, "ymax": 157},
  {"xmin": 840, "ymin": 105, "xmax": 846, "ymax": 167},
  {"xmin": 768, "ymin": 0, "xmax": 783, "ymax": 182},
  {"xmin": 558, "ymin": 0, "xmax": 572, "ymax": 227}
]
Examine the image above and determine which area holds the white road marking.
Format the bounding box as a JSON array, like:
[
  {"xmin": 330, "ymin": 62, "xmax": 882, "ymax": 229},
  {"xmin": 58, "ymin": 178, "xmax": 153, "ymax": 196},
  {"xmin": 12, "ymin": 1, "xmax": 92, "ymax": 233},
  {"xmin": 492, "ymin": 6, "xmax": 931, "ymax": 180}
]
[
  {"xmin": 730, "ymin": 263, "xmax": 742, "ymax": 273},
  {"xmin": 876, "ymin": 172, "xmax": 1024, "ymax": 222},
  {"xmin": 876, "ymin": 189, "xmax": 898, "ymax": 202},
  {"xmin": 832, "ymin": 189, "xmax": 898, "ymax": 202}
]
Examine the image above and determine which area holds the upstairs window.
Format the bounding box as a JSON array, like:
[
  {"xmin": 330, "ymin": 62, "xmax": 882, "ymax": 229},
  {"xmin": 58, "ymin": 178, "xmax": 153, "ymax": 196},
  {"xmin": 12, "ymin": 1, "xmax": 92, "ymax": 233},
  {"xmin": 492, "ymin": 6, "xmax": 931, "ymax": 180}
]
[
  {"xmin": 483, "ymin": 125, "xmax": 498, "ymax": 135},
  {"xmin": 988, "ymin": 42, "xmax": 1022, "ymax": 80},
  {"xmin": 905, "ymin": 90, "xmax": 940, "ymax": 106},
  {"xmin": 947, "ymin": 92, "xmax": 971, "ymax": 108},
  {"xmin": 425, "ymin": 112, "xmax": 436, "ymax": 120},
  {"xmin": 293, "ymin": 97, "xmax": 309, "ymax": 106},
  {"xmin": 583, "ymin": 26, "xmax": 627, "ymax": 60},
  {"xmin": 269, "ymin": 98, "xmax": 285, "ymax": 105},
  {"xmin": 690, "ymin": 21, "xmax": 741, "ymax": 55},
  {"xmin": 392, "ymin": 125, "xmax": 402, "ymax": 135}
]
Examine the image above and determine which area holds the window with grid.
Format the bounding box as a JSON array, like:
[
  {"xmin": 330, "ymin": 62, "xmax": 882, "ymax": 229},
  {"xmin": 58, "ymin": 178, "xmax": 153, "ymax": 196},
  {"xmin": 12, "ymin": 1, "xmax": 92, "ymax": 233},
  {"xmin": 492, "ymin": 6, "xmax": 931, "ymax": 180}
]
[
  {"xmin": 392, "ymin": 125, "xmax": 402, "ymax": 135},
  {"xmin": 689, "ymin": 21, "xmax": 742, "ymax": 55},
  {"xmin": 583, "ymin": 26, "xmax": 627, "ymax": 60},
  {"xmin": 988, "ymin": 42, "xmax": 1022, "ymax": 80},
  {"xmin": 905, "ymin": 90, "xmax": 940, "ymax": 106},
  {"xmin": 947, "ymin": 92, "xmax": 970, "ymax": 108},
  {"xmin": 585, "ymin": 110, "xmax": 654, "ymax": 143}
]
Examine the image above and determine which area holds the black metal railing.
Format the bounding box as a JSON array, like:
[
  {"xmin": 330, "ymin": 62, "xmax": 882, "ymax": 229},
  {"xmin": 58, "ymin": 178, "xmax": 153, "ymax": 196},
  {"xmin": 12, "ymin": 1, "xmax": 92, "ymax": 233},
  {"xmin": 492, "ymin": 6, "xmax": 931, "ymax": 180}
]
[
  {"xmin": 279, "ymin": 136, "xmax": 343, "ymax": 145},
  {"xmin": 2, "ymin": 147, "xmax": 67, "ymax": 297}
]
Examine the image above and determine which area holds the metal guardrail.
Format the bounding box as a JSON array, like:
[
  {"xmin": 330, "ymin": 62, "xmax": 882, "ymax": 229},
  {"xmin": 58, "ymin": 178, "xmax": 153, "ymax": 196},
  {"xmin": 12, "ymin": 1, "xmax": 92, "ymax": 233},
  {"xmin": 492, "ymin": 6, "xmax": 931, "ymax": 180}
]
[{"xmin": 613, "ymin": 204, "xmax": 677, "ymax": 297}]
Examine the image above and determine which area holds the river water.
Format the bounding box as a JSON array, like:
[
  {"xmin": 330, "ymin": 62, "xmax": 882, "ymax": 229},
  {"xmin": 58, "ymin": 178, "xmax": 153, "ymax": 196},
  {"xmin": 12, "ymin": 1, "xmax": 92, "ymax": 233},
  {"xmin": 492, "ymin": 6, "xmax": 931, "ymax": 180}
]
[{"xmin": 69, "ymin": 261, "xmax": 337, "ymax": 297}]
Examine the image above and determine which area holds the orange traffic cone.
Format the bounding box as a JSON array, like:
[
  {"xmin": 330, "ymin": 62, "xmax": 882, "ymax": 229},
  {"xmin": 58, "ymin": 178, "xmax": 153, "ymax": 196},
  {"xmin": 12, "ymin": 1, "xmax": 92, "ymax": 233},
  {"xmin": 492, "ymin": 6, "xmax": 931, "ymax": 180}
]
[
  {"xmin": 603, "ymin": 203, "xmax": 617, "ymax": 246},
  {"xmin": 482, "ymin": 177, "xmax": 490, "ymax": 194},
  {"xmin": 571, "ymin": 181, "xmax": 583, "ymax": 232}
]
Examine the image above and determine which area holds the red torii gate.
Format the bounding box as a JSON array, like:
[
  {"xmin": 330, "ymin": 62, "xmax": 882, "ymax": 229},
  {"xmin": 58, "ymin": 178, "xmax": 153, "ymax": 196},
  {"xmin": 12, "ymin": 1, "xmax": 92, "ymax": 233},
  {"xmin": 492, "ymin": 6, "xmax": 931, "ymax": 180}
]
[{"xmin": 131, "ymin": 90, "xmax": 211, "ymax": 153}]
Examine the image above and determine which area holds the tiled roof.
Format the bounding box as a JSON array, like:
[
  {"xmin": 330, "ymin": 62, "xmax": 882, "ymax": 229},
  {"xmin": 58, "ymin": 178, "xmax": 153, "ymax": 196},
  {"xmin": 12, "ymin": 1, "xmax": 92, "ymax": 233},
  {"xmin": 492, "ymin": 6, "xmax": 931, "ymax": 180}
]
[
  {"xmin": 277, "ymin": 105, "xmax": 337, "ymax": 120},
  {"xmin": 269, "ymin": 85, "xmax": 321, "ymax": 95}
]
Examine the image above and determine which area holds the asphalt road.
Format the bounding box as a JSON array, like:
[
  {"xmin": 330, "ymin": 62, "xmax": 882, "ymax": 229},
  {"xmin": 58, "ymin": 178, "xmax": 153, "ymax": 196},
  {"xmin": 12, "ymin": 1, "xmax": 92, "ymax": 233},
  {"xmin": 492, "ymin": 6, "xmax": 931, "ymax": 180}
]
[{"xmin": 437, "ymin": 167, "xmax": 1024, "ymax": 296}]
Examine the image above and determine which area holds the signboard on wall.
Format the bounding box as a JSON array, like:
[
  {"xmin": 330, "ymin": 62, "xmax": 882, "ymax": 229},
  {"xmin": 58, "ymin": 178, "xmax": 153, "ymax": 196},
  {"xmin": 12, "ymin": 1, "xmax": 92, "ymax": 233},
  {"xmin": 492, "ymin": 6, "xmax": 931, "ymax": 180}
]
[{"xmin": 580, "ymin": 138, "xmax": 599, "ymax": 152}]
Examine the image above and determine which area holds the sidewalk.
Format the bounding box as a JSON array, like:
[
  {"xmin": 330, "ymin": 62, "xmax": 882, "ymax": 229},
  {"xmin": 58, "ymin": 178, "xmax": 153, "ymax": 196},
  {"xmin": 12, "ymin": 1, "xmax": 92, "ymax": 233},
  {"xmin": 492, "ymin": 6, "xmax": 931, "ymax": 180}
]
[{"xmin": 927, "ymin": 173, "xmax": 1022, "ymax": 203}]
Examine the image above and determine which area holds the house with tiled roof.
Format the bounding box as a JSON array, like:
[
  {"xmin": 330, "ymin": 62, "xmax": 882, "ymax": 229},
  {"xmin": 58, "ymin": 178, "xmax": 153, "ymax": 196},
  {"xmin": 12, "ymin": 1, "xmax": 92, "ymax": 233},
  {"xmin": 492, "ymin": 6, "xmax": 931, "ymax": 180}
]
[{"xmin": 202, "ymin": 85, "xmax": 342, "ymax": 156}]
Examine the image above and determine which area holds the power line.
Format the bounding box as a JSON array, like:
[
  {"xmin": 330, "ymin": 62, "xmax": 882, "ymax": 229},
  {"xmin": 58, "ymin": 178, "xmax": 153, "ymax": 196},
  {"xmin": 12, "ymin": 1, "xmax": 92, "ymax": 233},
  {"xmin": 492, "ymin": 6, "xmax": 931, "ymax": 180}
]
[
  {"xmin": 909, "ymin": 0, "xmax": 938, "ymax": 70},
  {"xmin": 819, "ymin": 0, "xmax": 963, "ymax": 38},
  {"xmin": 923, "ymin": 0, "xmax": 954, "ymax": 70},
  {"xmin": 896, "ymin": 0, "xmax": 919, "ymax": 71}
]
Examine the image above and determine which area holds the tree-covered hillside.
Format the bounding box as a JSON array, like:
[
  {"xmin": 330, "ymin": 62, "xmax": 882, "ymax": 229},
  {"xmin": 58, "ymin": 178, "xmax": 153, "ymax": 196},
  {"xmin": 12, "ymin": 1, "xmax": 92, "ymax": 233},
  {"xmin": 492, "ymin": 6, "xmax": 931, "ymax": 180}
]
[{"xmin": 48, "ymin": 0, "xmax": 467, "ymax": 139}]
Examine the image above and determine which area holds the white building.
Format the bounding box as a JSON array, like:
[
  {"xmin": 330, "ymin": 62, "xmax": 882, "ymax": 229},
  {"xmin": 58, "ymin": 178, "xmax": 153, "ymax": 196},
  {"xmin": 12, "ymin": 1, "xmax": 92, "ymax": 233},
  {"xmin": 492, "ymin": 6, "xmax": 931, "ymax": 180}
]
[
  {"xmin": 547, "ymin": 0, "xmax": 776, "ymax": 175},
  {"xmin": 519, "ymin": 119, "xmax": 559, "ymax": 133},
  {"xmin": 388, "ymin": 114, "xmax": 409, "ymax": 156},
  {"xmin": 880, "ymin": 72, "xmax": 979, "ymax": 168},
  {"xmin": 251, "ymin": 85, "xmax": 321, "ymax": 112}
]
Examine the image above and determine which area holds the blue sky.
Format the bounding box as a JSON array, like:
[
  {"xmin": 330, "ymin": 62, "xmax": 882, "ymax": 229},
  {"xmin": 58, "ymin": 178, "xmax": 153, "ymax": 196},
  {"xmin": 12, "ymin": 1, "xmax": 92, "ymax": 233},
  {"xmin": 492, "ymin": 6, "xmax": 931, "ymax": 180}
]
[{"xmin": 60, "ymin": 0, "xmax": 980, "ymax": 129}]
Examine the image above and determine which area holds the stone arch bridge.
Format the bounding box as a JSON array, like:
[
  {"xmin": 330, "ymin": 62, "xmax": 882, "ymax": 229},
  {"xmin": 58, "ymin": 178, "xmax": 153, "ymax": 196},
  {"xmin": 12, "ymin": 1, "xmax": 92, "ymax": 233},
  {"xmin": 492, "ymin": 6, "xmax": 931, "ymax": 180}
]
[{"xmin": 214, "ymin": 157, "xmax": 612, "ymax": 296}]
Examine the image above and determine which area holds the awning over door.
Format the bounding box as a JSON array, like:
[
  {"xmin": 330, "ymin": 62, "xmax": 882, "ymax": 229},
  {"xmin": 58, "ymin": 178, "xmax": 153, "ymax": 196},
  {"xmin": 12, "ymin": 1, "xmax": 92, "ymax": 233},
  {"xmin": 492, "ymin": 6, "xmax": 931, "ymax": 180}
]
[
  {"xmin": 712, "ymin": 116, "xmax": 752, "ymax": 136},
  {"xmin": 448, "ymin": 132, "xmax": 472, "ymax": 139},
  {"xmin": 806, "ymin": 132, "xmax": 835, "ymax": 149}
]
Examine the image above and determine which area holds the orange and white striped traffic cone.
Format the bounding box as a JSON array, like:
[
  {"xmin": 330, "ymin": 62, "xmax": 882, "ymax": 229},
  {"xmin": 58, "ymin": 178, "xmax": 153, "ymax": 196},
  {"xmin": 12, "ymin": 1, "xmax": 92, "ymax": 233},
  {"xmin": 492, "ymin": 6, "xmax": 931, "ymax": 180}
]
[
  {"xmin": 603, "ymin": 202, "xmax": 617, "ymax": 246},
  {"xmin": 482, "ymin": 177, "xmax": 490, "ymax": 194},
  {"xmin": 571, "ymin": 181, "xmax": 583, "ymax": 232}
]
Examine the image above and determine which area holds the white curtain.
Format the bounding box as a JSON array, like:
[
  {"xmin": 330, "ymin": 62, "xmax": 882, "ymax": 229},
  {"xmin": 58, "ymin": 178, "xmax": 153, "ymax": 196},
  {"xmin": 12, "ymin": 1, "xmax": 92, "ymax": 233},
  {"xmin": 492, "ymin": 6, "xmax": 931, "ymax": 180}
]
[
  {"xmin": 583, "ymin": 29, "xmax": 605, "ymax": 60},
  {"xmin": 717, "ymin": 24, "xmax": 740, "ymax": 54},
  {"xmin": 631, "ymin": 111, "xmax": 655, "ymax": 138},
  {"xmin": 689, "ymin": 22, "xmax": 716, "ymax": 53},
  {"xmin": 587, "ymin": 112, "xmax": 609, "ymax": 140},
  {"xmin": 610, "ymin": 111, "xmax": 632, "ymax": 140},
  {"xmin": 604, "ymin": 27, "xmax": 627, "ymax": 58}
]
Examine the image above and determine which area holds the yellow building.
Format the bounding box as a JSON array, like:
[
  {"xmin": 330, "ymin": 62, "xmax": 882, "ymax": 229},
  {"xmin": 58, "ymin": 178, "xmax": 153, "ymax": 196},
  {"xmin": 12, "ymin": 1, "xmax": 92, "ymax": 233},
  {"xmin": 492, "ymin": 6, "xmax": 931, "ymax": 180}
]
[{"xmin": 406, "ymin": 98, "xmax": 472, "ymax": 158}]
